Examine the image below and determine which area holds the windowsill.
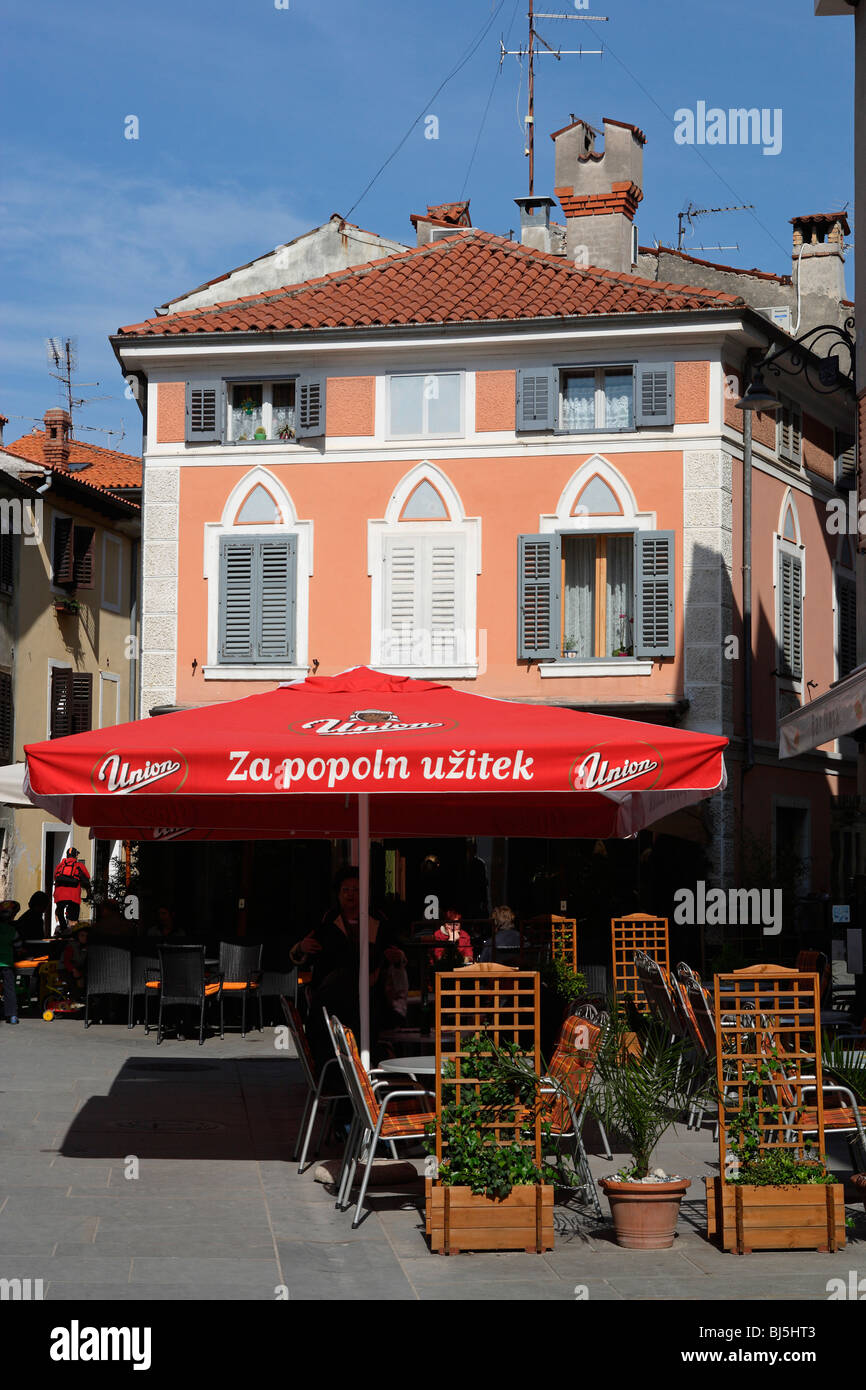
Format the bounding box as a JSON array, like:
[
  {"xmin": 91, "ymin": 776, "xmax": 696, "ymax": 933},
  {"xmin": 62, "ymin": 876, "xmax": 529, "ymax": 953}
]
[
  {"xmin": 203, "ymin": 664, "xmax": 309, "ymax": 681},
  {"xmin": 540, "ymin": 659, "xmax": 653, "ymax": 677},
  {"xmin": 374, "ymin": 663, "xmax": 479, "ymax": 679}
]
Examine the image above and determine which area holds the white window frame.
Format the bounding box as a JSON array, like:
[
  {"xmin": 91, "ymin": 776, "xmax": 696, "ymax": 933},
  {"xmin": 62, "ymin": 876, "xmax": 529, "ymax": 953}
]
[
  {"xmin": 202, "ymin": 466, "xmax": 312, "ymax": 680},
  {"xmin": 368, "ymin": 462, "xmax": 480, "ymax": 678},
  {"xmin": 385, "ymin": 372, "xmax": 465, "ymax": 441},
  {"xmin": 102, "ymin": 533, "xmax": 123, "ymax": 612},
  {"xmin": 98, "ymin": 671, "xmax": 121, "ymax": 728},
  {"xmin": 538, "ymin": 455, "xmax": 655, "ymax": 677},
  {"xmin": 557, "ymin": 365, "xmax": 635, "ymax": 434},
  {"xmin": 774, "ymin": 491, "xmax": 805, "ymax": 720},
  {"xmin": 225, "ymin": 378, "xmax": 297, "ymax": 444}
]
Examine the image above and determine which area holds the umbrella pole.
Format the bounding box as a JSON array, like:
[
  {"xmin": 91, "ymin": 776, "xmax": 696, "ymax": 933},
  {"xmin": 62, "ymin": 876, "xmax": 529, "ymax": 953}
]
[{"xmin": 358, "ymin": 793, "xmax": 371, "ymax": 1068}]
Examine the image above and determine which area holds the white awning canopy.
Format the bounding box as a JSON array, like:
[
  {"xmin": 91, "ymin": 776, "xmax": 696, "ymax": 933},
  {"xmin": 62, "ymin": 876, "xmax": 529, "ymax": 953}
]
[
  {"xmin": 779, "ymin": 666, "xmax": 866, "ymax": 758},
  {"xmin": 0, "ymin": 762, "xmax": 32, "ymax": 807}
]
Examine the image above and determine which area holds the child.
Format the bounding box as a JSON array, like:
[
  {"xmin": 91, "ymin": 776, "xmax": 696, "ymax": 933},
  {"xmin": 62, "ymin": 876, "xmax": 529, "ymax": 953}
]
[{"xmin": 431, "ymin": 908, "xmax": 473, "ymax": 964}]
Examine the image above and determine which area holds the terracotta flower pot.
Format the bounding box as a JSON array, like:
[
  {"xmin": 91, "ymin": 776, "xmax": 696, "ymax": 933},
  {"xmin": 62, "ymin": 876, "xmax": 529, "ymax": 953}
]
[{"xmin": 599, "ymin": 1176, "xmax": 691, "ymax": 1249}]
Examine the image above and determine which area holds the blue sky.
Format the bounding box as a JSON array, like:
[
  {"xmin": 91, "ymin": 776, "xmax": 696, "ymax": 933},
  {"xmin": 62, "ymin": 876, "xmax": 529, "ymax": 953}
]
[{"xmin": 0, "ymin": 0, "xmax": 855, "ymax": 453}]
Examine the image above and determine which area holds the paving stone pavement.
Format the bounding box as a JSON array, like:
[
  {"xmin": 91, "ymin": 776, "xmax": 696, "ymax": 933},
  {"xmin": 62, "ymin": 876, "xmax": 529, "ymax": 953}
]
[{"xmin": 1, "ymin": 1018, "xmax": 863, "ymax": 1302}]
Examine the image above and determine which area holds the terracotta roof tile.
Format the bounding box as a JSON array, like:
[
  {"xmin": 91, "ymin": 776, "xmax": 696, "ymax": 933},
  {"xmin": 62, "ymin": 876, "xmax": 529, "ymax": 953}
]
[
  {"xmin": 5, "ymin": 433, "xmax": 142, "ymax": 493},
  {"xmin": 639, "ymin": 244, "xmax": 793, "ymax": 286},
  {"xmin": 117, "ymin": 231, "xmax": 744, "ymax": 340}
]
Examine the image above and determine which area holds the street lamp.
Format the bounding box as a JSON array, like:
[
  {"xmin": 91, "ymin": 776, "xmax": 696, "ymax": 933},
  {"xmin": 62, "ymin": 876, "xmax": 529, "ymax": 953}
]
[{"xmin": 735, "ymin": 318, "xmax": 856, "ymax": 412}]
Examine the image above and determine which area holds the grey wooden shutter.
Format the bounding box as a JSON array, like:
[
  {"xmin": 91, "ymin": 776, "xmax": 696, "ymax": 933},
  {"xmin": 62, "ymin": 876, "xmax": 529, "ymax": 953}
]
[
  {"xmin": 778, "ymin": 551, "xmax": 803, "ymax": 678},
  {"xmin": 186, "ymin": 381, "xmax": 224, "ymax": 442},
  {"xmin": 518, "ymin": 533, "xmax": 561, "ymax": 659},
  {"xmin": 257, "ymin": 537, "xmax": 296, "ymax": 662},
  {"xmin": 71, "ymin": 673, "xmax": 93, "ymax": 734},
  {"xmin": 516, "ymin": 369, "xmax": 557, "ymax": 431},
  {"xmin": 836, "ymin": 431, "xmax": 856, "ymax": 489},
  {"xmin": 778, "ymin": 400, "xmax": 802, "ymax": 464},
  {"xmin": 635, "ymin": 364, "xmax": 674, "ymax": 427},
  {"xmin": 635, "ymin": 531, "xmax": 675, "ymax": 657},
  {"xmin": 296, "ymin": 375, "xmax": 326, "ymax": 437},
  {"xmin": 219, "ymin": 537, "xmax": 256, "ymax": 662},
  {"xmin": 0, "ymin": 671, "xmax": 12, "ymax": 762},
  {"xmin": 50, "ymin": 667, "xmax": 73, "ymax": 738},
  {"xmin": 838, "ymin": 576, "xmax": 857, "ymax": 678},
  {"xmin": 53, "ymin": 517, "xmax": 74, "ymax": 585},
  {"xmin": 72, "ymin": 525, "xmax": 95, "ymax": 589}
]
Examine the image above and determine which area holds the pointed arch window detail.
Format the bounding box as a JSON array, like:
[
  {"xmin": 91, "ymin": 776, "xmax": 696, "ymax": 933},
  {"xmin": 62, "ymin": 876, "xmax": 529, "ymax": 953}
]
[
  {"xmin": 400, "ymin": 479, "xmax": 450, "ymax": 521},
  {"xmin": 236, "ymin": 484, "xmax": 281, "ymax": 525}
]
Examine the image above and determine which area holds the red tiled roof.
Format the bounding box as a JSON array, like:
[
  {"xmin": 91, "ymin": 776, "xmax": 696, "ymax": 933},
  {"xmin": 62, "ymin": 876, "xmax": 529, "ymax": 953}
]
[
  {"xmin": 410, "ymin": 200, "xmax": 471, "ymax": 230},
  {"xmin": 116, "ymin": 230, "xmax": 744, "ymax": 339},
  {"xmin": 790, "ymin": 212, "xmax": 850, "ymax": 232},
  {"xmin": 639, "ymin": 244, "xmax": 792, "ymax": 286},
  {"xmin": 5, "ymin": 432, "xmax": 142, "ymax": 492}
]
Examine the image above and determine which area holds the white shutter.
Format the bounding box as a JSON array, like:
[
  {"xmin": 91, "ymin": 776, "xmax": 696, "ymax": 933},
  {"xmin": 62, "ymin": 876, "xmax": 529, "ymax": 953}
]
[
  {"xmin": 382, "ymin": 533, "xmax": 465, "ymax": 666},
  {"xmin": 384, "ymin": 539, "xmax": 420, "ymax": 664},
  {"xmin": 429, "ymin": 541, "xmax": 459, "ymax": 664}
]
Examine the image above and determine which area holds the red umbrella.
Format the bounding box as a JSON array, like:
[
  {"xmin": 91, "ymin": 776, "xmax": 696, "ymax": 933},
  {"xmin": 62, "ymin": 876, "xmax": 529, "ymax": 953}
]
[{"xmin": 24, "ymin": 667, "xmax": 727, "ymax": 1058}]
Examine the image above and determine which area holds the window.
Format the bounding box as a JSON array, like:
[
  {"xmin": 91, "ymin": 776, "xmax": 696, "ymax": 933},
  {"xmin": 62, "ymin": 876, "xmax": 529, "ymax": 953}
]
[
  {"xmin": 836, "ymin": 536, "xmax": 856, "ymax": 680},
  {"xmin": 50, "ymin": 669, "xmax": 92, "ymax": 738},
  {"xmin": 381, "ymin": 533, "xmax": 467, "ymax": 665},
  {"xmin": 387, "ymin": 373, "xmax": 462, "ymax": 438},
  {"xmin": 835, "ymin": 429, "xmax": 857, "ymax": 489},
  {"xmin": 187, "ymin": 377, "xmax": 325, "ymax": 443},
  {"xmin": 518, "ymin": 530, "xmax": 675, "ymax": 660},
  {"xmin": 102, "ymin": 534, "xmax": 122, "ymax": 611},
  {"xmin": 228, "ymin": 381, "xmax": 296, "ymax": 442},
  {"xmin": 0, "ymin": 671, "xmax": 12, "ymax": 762},
  {"xmin": 52, "ymin": 518, "xmax": 94, "ymax": 589},
  {"xmin": 777, "ymin": 397, "xmax": 802, "ymax": 465},
  {"xmin": 516, "ymin": 363, "xmax": 673, "ymax": 432},
  {"xmin": 0, "ymin": 530, "xmax": 13, "ymax": 596},
  {"xmin": 561, "ymin": 369, "xmax": 634, "ymax": 432},
  {"xmin": 777, "ymin": 550, "xmax": 803, "ymax": 679},
  {"xmin": 217, "ymin": 534, "xmax": 297, "ymax": 664}
]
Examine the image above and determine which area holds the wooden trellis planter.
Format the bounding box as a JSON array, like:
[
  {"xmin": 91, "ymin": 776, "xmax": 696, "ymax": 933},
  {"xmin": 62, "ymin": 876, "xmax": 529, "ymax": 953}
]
[
  {"xmin": 428, "ymin": 963, "xmax": 553, "ymax": 1254},
  {"xmin": 611, "ymin": 913, "xmax": 669, "ymax": 1012},
  {"xmin": 707, "ymin": 964, "xmax": 845, "ymax": 1254},
  {"xmin": 527, "ymin": 914, "xmax": 578, "ymax": 969}
]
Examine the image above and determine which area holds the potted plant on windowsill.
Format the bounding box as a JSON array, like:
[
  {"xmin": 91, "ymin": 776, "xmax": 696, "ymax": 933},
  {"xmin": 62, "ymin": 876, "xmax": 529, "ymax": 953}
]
[
  {"xmin": 424, "ymin": 1032, "xmax": 565, "ymax": 1253},
  {"xmin": 562, "ymin": 635, "xmax": 579, "ymax": 659},
  {"xmin": 589, "ymin": 1010, "xmax": 708, "ymax": 1248},
  {"xmin": 611, "ymin": 612, "xmax": 634, "ymax": 657},
  {"xmin": 54, "ymin": 596, "xmax": 81, "ymax": 617}
]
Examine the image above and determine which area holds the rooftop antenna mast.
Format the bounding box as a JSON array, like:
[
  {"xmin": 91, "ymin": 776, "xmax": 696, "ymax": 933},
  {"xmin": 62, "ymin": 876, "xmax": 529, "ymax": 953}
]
[
  {"xmin": 676, "ymin": 201, "xmax": 754, "ymax": 253},
  {"xmin": 46, "ymin": 335, "xmax": 115, "ymax": 439},
  {"xmin": 500, "ymin": 2, "xmax": 608, "ymax": 195}
]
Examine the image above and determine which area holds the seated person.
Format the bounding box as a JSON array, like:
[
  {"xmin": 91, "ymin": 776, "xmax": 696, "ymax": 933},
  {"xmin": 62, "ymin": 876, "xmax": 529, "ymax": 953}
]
[
  {"xmin": 480, "ymin": 905, "xmax": 521, "ymax": 962},
  {"xmin": 61, "ymin": 926, "xmax": 88, "ymax": 1000},
  {"xmin": 431, "ymin": 908, "xmax": 473, "ymax": 964},
  {"xmin": 146, "ymin": 906, "xmax": 186, "ymax": 942},
  {"xmin": 15, "ymin": 891, "xmax": 51, "ymax": 941}
]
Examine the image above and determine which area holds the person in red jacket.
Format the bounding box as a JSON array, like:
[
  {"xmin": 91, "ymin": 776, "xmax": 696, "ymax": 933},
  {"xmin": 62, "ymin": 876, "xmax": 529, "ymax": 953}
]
[
  {"xmin": 431, "ymin": 908, "xmax": 473, "ymax": 964},
  {"xmin": 53, "ymin": 848, "xmax": 91, "ymax": 935}
]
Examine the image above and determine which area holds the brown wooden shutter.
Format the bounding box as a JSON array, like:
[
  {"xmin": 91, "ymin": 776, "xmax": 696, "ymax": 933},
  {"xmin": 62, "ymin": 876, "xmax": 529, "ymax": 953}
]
[
  {"xmin": 71, "ymin": 673, "xmax": 93, "ymax": 734},
  {"xmin": 0, "ymin": 671, "xmax": 12, "ymax": 762},
  {"xmin": 53, "ymin": 518, "xmax": 74, "ymax": 585},
  {"xmin": 73, "ymin": 526, "xmax": 95, "ymax": 589},
  {"xmin": 0, "ymin": 532, "xmax": 13, "ymax": 595},
  {"xmin": 50, "ymin": 667, "xmax": 73, "ymax": 738}
]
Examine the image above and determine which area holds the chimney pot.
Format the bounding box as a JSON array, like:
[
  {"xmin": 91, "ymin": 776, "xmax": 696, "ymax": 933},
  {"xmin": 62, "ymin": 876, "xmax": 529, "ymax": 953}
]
[
  {"xmin": 43, "ymin": 408, "xmax": 72, "ymax": 470},
  {"xmin": 514, "ymin": 196, "xmax": 557, "ymax": 254}
]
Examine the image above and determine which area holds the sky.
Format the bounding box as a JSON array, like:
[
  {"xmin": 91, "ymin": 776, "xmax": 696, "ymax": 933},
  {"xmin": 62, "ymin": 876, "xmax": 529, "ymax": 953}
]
[{"xmin": 0, "ymin": 0, "xmax": 855, "ymax": 454}]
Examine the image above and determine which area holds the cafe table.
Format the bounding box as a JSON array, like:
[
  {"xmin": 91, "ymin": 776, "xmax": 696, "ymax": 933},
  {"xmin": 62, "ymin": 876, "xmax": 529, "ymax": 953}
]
[{"xmin": 378, "ymin": 1054, "xmax": 440, "ymax": 1082}]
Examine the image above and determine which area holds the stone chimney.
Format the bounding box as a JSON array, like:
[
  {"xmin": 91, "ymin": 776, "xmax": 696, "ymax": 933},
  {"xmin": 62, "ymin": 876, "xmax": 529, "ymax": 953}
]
[
  {"xmin": 790, "ymin": 213, "xmax": 849, "ymax": 331},
  {"xmin": 0, "ymin": 414, "xmax": 6, "ymax": 447},
  {"xmin": 409, "ymin": 200, "xmax": 471, "ymax": 247},
  {"xmin": 551, "ymin": 116, "xmax": 645, "ymax": 273},
  {"xmin": 43, "ymin": 408, "xmax": 72, "ymax": 469}
]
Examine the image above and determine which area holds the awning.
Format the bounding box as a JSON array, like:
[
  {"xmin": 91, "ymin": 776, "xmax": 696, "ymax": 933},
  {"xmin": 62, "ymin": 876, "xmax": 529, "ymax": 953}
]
[
  {"xmin": 779, "ymin": 665, "xmax": 866, "ymax": 759},
  {"xmin": 0, "ymin": 762, "xmax": 35, "ymax": 807}
]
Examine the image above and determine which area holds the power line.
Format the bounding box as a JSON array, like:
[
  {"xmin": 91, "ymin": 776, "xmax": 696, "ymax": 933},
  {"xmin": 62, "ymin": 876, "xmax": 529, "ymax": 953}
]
[
  {"xmin": 346, "ymin": 0, "xmax": 509, "ymax": 219},
  {"xmin": 460, "ymin": 0, "xmax": 522, "ymax": 200}
]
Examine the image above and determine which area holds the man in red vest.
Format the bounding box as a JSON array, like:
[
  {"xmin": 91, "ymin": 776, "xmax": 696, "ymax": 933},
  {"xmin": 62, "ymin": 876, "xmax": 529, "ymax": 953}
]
[{"xmin": 53, "ymin": 848, "xmax": 91, "ymax": 935}]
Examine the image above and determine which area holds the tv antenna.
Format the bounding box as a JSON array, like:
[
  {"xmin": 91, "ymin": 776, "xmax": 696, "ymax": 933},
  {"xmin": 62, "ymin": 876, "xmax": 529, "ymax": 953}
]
[
  {"xmin": 676, "ymin": 201, "xmax": 754, "ymax": 252},
  {"xmin": 500, "ymin": 2, "xmax": 608, "ymax": 195},
  {"xmin": 45, "ymin": 336, "xmax": 114, "ymax": 436}
]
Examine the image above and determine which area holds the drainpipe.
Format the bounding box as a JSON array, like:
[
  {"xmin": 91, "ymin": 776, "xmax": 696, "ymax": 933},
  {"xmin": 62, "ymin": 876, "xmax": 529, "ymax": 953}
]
[{"xmin": 740, "ymin": 401, "xmax": 754, "ymax": 870}]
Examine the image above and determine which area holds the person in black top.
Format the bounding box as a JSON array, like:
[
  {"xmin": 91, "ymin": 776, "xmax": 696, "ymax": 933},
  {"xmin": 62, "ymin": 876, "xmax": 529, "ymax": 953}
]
[{"xmin": 291, "ymin": 867, "xmax": 406, "ymax": 1068}]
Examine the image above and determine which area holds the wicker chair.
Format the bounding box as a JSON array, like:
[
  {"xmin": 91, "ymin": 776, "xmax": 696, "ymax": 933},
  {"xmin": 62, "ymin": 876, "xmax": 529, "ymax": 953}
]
[
  {"xmin": 84, "ymin": 945, "xmax": 132, "ymax": 1028},
  {"xmin": 129, "ymin": 945, "xmax": 160, "ymax": 1029},
  {"xmin": 146, "ymin": 944, "xmax": 221, "ymax": 1045},
  {"xmin": 218, "ymin": 941, "xmax": 263, "ymax": 1037}
]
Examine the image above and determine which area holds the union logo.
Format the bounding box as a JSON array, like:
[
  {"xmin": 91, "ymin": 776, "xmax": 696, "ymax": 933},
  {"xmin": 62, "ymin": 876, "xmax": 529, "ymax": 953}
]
[
  {"xmin": 289, "ymin": 711, "xmax": 456, "ymax": 736},
  {"xmin": 570, "ymin": 743, "xmax": 663, "ymax": 793},
  {"xmin": 91, "ymin": 749, "xmax": 189, "ymax": 794}
]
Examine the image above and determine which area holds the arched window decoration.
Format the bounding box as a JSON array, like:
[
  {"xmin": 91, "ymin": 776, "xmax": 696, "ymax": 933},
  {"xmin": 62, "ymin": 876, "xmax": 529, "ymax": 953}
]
[
  {"xmin": 574, "ymin": 475, "xmax": 622, "ymax": 516},
  {"xmin": 776, "ymin": 493, "xmax": 803, "ymax": 682},
  {"xmin": 782, "ymin": 505, "xmax": 797, "ymax": 542},
  {"xmin": 399, "ymin": 479, "xmax": 450, "ymax": 521},
  {"xmin": 235, "ymin": 484, "xmax": 282, "ymax": 525}
]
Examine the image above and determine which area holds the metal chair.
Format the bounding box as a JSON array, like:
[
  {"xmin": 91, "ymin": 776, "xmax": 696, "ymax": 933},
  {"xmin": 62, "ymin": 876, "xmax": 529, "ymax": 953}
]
[
  {"xmin": 84, "ymin": 945, "xmax": 132, "ymax": 1028},
  {"xmin": 147, "ymin": 944, "xmax": 222, "ymax": 1045},
  {"xmin": 218, "ymin": 941, "xmax": 263, "ymax": 1037},
  {"xmin": 541, "ymin": 1015, "xmax": 607, "ymax": 1217},
  {"xmin": 280, "ymin": 997, "xmax": 346, "ymax": 1171},
  {"xmin": 331, "ymin": 1015, "xmax": 433, "ymax": 1228}
]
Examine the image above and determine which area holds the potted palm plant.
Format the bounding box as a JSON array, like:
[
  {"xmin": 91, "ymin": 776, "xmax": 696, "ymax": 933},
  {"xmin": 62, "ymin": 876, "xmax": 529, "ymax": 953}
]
[{"xmin": 589, "ymin": 1010, "xmax": 707, "ymax": 1248}]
